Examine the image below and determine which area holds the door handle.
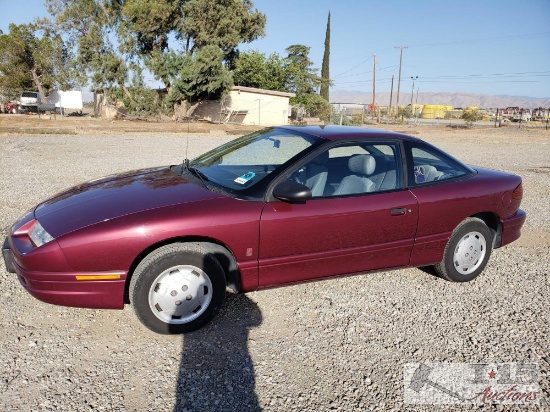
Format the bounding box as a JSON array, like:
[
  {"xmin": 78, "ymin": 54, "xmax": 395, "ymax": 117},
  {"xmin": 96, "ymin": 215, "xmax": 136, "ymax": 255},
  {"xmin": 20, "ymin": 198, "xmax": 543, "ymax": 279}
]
[{"xmin": 390, "ymin": 207, "xmax": 406, "ymax": 216}]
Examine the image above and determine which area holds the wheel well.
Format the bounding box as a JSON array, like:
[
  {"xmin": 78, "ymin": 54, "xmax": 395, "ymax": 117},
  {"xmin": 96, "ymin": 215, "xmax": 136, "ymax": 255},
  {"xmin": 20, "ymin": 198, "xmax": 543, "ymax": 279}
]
[
  {"xmin": 124, "ymin": 237, "xmax": 241, "ymax": 304},
  {"xmin": 470, "ymin": 212, "xmax": 502, "ymax": 248}
]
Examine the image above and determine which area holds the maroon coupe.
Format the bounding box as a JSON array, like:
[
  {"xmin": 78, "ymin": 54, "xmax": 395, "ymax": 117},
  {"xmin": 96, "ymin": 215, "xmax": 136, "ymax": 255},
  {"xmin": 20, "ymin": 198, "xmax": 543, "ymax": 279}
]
[{"xmin": 3, "ymin": 126, "xmax": 526, "ymax": 334}]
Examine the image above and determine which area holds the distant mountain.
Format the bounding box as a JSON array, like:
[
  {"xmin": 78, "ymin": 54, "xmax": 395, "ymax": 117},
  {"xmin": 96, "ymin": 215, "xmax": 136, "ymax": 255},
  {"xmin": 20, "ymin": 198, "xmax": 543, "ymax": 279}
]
[{"xmin": 330, "ymin": 90, "xmax": 550, "ymax": 109}]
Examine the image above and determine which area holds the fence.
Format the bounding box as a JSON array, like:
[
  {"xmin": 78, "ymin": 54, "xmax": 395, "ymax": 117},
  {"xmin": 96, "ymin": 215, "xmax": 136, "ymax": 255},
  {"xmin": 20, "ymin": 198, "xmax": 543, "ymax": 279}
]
[{"xmin": 330, "ymin": 103, "xmax": 550, "ymax": 129}]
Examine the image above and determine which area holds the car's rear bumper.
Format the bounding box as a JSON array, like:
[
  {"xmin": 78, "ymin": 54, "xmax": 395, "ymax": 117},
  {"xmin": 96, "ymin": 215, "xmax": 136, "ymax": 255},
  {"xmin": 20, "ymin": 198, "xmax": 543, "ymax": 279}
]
[
  {"xmin": 500, "ymin": 209, "xmax": 526, "ymax": 247},
  {"xmin": 3, "ymin": 239, "xmax": 126, "ymax": 309}
]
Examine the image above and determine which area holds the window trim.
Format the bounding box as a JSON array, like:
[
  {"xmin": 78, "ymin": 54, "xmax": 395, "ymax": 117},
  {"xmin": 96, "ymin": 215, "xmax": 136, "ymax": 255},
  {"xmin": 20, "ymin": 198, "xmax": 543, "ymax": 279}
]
[
  {"xmin": 266, "ymin": 138, "xmax": 407, "ymax": 202},
  {"xmin": 404, "ymin": 140, "xmax": 475, "ymax": 188}
]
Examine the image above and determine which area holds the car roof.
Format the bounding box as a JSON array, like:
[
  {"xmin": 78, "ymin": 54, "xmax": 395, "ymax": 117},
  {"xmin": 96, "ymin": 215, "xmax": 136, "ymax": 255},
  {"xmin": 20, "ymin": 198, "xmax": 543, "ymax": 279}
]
[{"xmin": 277, "ymin": 125, "xmax": 420, "ymax": 142}]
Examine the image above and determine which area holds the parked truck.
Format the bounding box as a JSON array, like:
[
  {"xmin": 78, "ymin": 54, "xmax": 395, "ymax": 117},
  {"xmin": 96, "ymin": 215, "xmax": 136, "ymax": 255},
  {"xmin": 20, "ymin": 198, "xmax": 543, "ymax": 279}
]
[{"xmin": 19, "ymin": 91, "xmax": 42, "ymax": 112}]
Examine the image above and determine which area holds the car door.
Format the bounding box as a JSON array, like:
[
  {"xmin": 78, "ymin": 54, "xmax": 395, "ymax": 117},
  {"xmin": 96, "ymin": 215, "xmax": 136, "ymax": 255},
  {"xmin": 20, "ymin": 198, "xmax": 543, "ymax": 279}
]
[{"xmin": 258, "ymin": 140, "xmax": 419, "ymax": 288}]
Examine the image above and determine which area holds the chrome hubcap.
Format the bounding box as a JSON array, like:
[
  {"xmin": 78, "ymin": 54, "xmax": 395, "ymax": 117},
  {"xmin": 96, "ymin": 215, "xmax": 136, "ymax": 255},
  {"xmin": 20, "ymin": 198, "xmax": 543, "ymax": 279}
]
[
  {"xmin": 453, "ymin": 231, "xmax": 486, "ymax": 275},
  {"xmin": 148, "ymin": 265, "xmax": 212, "ymax": 324}
]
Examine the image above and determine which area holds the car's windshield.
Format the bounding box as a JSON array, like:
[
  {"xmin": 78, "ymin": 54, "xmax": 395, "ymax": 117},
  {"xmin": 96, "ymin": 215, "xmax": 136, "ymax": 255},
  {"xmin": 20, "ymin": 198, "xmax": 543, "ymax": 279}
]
[{"xmin": 190, "ymin": 128, "xmax": 319, "ymax": 193}]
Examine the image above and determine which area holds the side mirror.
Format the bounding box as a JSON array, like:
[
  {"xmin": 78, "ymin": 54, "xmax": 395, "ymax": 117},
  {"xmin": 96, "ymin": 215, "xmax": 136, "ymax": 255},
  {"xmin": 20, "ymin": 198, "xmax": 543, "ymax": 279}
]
[{"xmin": 273, "ymin": 180, "xmax": 312, "ymax": 204}]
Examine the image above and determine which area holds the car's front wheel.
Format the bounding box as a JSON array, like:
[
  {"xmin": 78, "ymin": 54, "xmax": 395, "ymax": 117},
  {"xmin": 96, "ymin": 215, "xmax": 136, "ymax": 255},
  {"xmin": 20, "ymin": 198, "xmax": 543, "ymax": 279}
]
[
  {"xmin": 129, "ymin": 243, "xmax": 226, "ymax": 334},
  {"xmin": 433, "ymin": 217, "xmax": 493, "ymax": 282}
]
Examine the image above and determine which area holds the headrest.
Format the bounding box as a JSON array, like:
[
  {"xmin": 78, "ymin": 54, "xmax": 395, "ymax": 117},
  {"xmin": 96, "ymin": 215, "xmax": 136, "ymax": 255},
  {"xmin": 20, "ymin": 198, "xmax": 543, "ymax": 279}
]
[{"xmin": 348, "ymin": 154, "xmax": 376, "ymax": 176}]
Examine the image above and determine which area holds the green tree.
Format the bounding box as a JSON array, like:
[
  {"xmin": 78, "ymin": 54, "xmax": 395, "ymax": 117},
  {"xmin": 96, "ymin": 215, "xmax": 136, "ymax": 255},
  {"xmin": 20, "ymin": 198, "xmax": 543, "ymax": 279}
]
[
  {"xmin": 168, "ymin": 45, "xmax": 233, "ymax": 104},
  {"xmin": 462, "ymin": 108, "xmax": 482, "ymax": 128},
  {"xmin": 109, "ymin": 0, "xmax": 265, "ymax": 96},
  {"xmin": 120, "ymin": 64, "xmax": 161, "ymax": 116},
  {"xmin": 300, "ymin": 93, "xmax": 331, "ymax": 119},
  {"xmin": 233, "ymin": 50, "xmax": 287, "ymax": 91},
  {"xmin": 47, "ymin": 0, "xmax": 265, "ymax": 113},
  {"xmin": 106, "ymin": 0, "xmax": 179, "ymax": 89},
  {"xmin": 232, "ymin": 50, "xmax": 268, "ymax": 88},
  {"xmin": 180, "ymin": 0, "xmax": 266, "ymax": 65},
  {"xmin": 45, "ymin": 0, "xmax": 128, "ymax": 93},
  {"xmin": 0, "ymin": 23, "xmax": 72, "ymax": 100},
  {"xmin": 285, "ymin": 45, "xmax": 320, "ymax": 96},
  {"xmin": 284, "ymin": 45, "xmax": 329, "ymax": 118},
  {"xmin": 398, "ymin": 106, "xmax": 412, "ymax": 121},
  {"xmin": 320, "ymin": 11, "xmax": 330, "ymax": 102}
]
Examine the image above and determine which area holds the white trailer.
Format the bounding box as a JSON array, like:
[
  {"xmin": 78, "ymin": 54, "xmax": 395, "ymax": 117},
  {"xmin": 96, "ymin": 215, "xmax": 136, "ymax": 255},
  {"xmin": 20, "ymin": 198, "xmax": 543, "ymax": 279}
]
[{"xmin": 47, "ymin": 90, "xmax": 84, "ymax": 113}]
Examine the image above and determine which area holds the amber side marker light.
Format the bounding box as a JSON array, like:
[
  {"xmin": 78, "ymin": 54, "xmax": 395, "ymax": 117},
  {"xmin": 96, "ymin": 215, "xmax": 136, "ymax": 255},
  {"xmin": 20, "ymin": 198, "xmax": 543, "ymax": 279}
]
[
  {"xmin": 75, "ymin": 274, "xmax": 121, "ymax": 281},
  {"xmin": 512, "ymin": 183, "xmax": 523, "ymax": 200}
]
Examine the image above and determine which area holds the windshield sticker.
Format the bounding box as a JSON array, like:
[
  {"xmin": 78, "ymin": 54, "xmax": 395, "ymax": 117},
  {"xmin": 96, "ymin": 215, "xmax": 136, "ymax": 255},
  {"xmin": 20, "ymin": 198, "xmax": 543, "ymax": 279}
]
[{"xmin": 234, "ymin": 172, "xmax": 256, "ymax": 184}]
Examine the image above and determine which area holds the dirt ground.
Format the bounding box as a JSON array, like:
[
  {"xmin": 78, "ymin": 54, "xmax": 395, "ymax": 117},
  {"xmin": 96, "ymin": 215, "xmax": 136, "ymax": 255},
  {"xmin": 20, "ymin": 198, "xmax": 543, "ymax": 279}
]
[
  {"xmin": 0, "ymin": 112, "xmax": 262, "ymax": 135},
  {"xmin": 1, "ymin": 111, "xmax": 548, "ymax": 136}
]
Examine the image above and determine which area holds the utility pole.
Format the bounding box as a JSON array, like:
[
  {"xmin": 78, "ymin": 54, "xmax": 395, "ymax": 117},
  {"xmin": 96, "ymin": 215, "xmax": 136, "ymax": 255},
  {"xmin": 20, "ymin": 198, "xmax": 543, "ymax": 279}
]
[
  {"xmin": 394, "ymin": 46, "xmax": 408, "ymax": 116},
  {"xmin": 410, "ymin": 76, "xmax": 418, "ymax": 117},
  {"xmin": 389, "ymin": 75, "xmax": 394, "ymax": 117},
  {"xmin": 410, "ymin": 76, "xmax": 418, "ymax": 106},
  {"xmin": 372, "ymin": 54, "xmax": 376, "ymax": 120}
]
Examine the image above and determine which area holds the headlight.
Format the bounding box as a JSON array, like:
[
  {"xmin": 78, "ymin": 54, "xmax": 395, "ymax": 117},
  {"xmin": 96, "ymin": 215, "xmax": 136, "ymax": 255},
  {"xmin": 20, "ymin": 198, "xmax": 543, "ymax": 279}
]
[{"xmin": 29, "ymin": 220, "xmax": 54, "ymax": 247}]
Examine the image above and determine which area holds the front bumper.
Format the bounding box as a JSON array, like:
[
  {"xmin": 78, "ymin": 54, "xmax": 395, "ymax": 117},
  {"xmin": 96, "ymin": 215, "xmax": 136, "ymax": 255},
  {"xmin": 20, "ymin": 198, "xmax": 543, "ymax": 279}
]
[
  {"xmin": 4, "ymin": 236, "xmax": 126, "ymax": 309},
  {"xmin": 2, "ymin": 237, "xmax": 16, "ymax": 273}
]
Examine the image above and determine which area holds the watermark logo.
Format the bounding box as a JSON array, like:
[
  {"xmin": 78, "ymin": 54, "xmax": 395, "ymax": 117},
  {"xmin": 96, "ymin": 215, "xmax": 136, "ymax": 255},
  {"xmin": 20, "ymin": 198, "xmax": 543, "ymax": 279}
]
[{"xmin": 403, "ymin": 363, "xmax": 539, "ymax": 404}]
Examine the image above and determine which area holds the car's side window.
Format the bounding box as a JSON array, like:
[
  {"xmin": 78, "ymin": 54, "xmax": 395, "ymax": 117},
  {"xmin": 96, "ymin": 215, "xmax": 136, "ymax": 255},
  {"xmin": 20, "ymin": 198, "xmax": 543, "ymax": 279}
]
[
  {"xmin": 409, "ymin": 145, "xmax": 469, "ymax": 185},
  {"xmin": 289, "ymin": 142, "xmax": 402, "ymax": 197}
]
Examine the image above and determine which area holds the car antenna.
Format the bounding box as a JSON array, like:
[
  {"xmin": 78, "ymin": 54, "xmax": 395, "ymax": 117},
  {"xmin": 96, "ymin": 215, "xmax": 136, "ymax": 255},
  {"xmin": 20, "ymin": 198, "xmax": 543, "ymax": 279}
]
[{"xmin": 182, "ymin": 116, "xmax": 190, "ymax": 171}]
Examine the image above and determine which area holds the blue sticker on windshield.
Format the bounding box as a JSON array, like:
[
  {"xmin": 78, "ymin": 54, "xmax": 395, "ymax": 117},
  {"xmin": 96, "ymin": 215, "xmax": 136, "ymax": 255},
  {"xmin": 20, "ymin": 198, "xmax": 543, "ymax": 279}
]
[{"xmin": 234, "ymin": 172, "xmax": 256, "ymax": 184}]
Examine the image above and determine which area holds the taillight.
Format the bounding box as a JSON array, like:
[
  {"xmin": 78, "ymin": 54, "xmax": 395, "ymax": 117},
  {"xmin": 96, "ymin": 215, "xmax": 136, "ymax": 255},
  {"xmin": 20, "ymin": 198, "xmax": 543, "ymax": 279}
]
[{"xmin": 512, "ymin": 183, "xmax": 523, "ymax": 200}]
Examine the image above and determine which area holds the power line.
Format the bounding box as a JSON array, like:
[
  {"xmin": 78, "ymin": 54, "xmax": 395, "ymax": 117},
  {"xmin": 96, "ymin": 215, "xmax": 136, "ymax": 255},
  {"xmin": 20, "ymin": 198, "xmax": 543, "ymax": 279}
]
[
  {"xmin": 408, "ymin": 32, "xmax": 550, "ymax": 48},
  {"xmin": 333, "ymin": 70, "xmax": 550, "ymax": 85},
  {"xmin": 333, "ymin": 56, "xmax": 373, "ymax": 79},
  {"xmin": 335, "ymin": 64, "xmax": 399, "ymax": 79},
  {"xmin": 331, "ymin": 32, "xmax": 550, "ymax": 85},
  {"xmin": 332, "ymin": 46, "xmax": 397, "ymax": 78},
  {"xmin": 334, "ymin": 78, "xmax": 549, "ymax": 85}
]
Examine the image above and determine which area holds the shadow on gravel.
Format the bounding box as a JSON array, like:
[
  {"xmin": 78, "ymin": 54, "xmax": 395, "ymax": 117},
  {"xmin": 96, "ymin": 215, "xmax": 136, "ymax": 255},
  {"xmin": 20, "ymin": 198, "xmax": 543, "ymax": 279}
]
[
  {"xmin": 175, "ymin": 293, "xmax": 262, "ymax": 412},
  {"xmin": 417, "ymin": 266, "xmax": 440, "ymax": 279}
]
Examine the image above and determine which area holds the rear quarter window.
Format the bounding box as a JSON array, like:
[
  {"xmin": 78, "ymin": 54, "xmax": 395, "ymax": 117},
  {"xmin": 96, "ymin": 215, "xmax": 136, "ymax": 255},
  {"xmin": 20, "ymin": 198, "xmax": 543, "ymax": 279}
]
[{"xmin": 407, "ymin": 143, "xmax": 472, "ymax": 185}]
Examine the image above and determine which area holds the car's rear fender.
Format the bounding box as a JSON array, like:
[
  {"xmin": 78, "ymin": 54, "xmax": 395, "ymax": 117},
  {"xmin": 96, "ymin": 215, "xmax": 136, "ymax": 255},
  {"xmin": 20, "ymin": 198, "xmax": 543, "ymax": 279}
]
[
  {"xmin": 124, "ymin": 237, "xmax": 242, "ymax": 304},
  {"xmin": 470, "ymin": 212, "xmax": 502, "ymax": 248}
]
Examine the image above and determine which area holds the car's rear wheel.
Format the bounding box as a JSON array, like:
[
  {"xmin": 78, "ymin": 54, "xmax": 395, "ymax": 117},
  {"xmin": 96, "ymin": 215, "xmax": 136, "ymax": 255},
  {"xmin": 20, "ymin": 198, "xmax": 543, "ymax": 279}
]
[
  {"xmin": 433, "ymin": 217, "xmax": 493, "ymax": 282},
  {"xmin": 129, "ymin": 243, "xmax": 226, "ymax": 334}
]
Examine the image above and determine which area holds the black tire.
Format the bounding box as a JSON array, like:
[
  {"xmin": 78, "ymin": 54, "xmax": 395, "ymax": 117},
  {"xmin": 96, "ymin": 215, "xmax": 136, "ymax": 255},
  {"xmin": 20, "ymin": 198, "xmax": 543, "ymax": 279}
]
[
  {"xmin": 129, "ymin": 243, "xmax": 226, "ymax": 334},
  {"xmin": 433, "ymin": 217, "xmax": 493, "ymax": 282}
]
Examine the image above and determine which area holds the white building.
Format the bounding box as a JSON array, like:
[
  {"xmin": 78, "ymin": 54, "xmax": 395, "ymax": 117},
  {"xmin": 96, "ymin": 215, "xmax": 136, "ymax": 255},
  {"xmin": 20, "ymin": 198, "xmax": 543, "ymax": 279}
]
[{"xmin": 192, "ymin": 86, "xmax": 295, "ymax": 126}]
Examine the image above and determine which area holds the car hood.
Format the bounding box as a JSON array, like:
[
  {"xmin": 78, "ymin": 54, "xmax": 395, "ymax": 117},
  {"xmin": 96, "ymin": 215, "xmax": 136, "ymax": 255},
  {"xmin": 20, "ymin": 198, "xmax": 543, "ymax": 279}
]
[{"xmin": 35, "ymin": 167, "xmax": 223, "ymax": 238}]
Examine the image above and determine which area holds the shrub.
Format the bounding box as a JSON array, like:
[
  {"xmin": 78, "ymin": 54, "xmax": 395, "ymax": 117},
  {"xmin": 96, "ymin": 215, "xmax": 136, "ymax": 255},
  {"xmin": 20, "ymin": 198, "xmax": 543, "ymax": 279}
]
[{"xmin": 461, "ymin": 108, "xmax": 482, "ymax": 128}]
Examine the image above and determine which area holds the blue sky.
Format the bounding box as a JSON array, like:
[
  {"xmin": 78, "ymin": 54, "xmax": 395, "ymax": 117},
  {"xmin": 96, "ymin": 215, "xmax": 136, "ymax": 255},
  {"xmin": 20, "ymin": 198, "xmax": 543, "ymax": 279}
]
[{"xmin": 1, "ymin": 0, "xmax": 549, "ymax": 98}]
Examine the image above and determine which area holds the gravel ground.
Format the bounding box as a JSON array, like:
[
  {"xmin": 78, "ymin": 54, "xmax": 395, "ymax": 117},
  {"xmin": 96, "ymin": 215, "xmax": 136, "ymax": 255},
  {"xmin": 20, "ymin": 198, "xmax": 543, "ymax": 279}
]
[{"xmin": 0, "ymin": 125, "xmax": 549, "ymax": 411}]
